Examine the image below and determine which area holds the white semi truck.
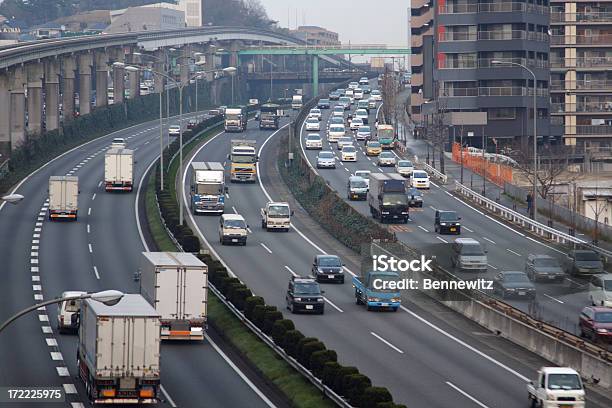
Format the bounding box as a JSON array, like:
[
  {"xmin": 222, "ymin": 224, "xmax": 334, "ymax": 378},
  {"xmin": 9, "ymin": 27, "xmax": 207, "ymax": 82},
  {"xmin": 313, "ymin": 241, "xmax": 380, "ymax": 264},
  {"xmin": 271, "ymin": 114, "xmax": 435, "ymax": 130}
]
[
  {"xmin": 190, "ymin": 162, "xmax": 226, "ymax": 214},
  {"xmin": 140, "ymin": 252, "xmax": 208, "ymax": 341},
  {"xmin": 104, "ymin": 148, "xmax": 134, "ymax": 192},
  {"xmin": 292, "ymin": 95, "xmax": 303, "ymax": 110},
  {"xmin": 77, "ymin": 294, "xmax": 161, "ymax": 405},
  {"xmin": 48, "ymin": 176, "xmax": 78, "ymax": 221}
]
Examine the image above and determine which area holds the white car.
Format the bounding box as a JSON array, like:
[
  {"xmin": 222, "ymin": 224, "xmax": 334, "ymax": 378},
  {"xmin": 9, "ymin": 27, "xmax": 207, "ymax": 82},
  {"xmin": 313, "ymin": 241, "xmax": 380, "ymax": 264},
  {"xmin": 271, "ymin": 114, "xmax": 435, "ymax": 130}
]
[
  {"xmin": 345, "ymin": 89, "xmax": 354, "ymax": 98},
  {"xmin": 354, "ymin": 170, "xmax": 371, "ymax": 188},
  {"xmin": 354, "ymin": 89, "xmax": 364, "ymax": 100},
  {"xmin": 354, "ymin": 109, "xmax": 369, "ymax": 124},
  {"xmin": 348, "ymin": 82, "xmax": 359, "ymax": 90},
  {"xmin": 589, "ymin": 273, "xmax": 612, "ymax": 307},
  {"xmin": 111, "ymin": 137, "xmax": 126, "ymax": 148},
  {"xmin": 359, "ymin": 77, "xmax": 369, "ymax": 86},
  {"xmin": 371, "ymin": 90, "xmax": 382, "ymax": 101},
  {"xmin": 350, "ymin": 117, "xmax": 364, "ymax": 131},
  {"xmin": 328, "ymin": 124, "xmax": 346, "ymax": 143},
  {"xmin": 316, "ymin": 151, "xmax": 336, "ymax": 169},
  {"xmin": 332, "ymin": 110, "xmax": 344, "ymax": 118},
  {"xmin": 368, "ymin": 98, "xmax": 377, "ymax": 109},
  {"xmin": 411, "ymin": 170, "xmax": 431, "ymax": 189},
  {"xmin": 337, "ymin": 137, "xmax": 353, "ymax": 150},
  {"xmin": 169, "ymin": 124, "xmax": 181, "ymax": 136},
  {"xmin": 305, "ymin": 118, "xmax": 321, "ymax": 131},
  {"xmin": 396, "ymin": 160, "xmax": 414, "ymax": 177},
  {"xmin": 356, "ymin": 126, "xmax": 371, "ymax": 141},
  {"xmin": 57, "ymin": 291, "xmax": 86, "ymax": 333},
  {"xmin": 309, "ymin": 108, "xmax": 322, "ymax": 121},
  {"xmin": 341, "ymin": 146, "xmax": 357, "ymax": 162},
  {"xmin": 377, "ymin": 151, "xmax": 396, "ymax": 167},
  {"xmin": 305, "ymin": 134, "xmax": 323, "ymax": 149}
]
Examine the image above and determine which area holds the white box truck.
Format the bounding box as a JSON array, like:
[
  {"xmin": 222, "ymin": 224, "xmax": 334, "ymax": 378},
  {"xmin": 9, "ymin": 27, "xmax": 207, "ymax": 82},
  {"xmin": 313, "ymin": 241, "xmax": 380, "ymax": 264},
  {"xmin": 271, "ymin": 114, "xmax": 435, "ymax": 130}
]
[
  {"xmin": 140, "ymin": 252, "xmax": 208, "ymax": 341},
  {"xmin": 48, "ymin": 176, "xmax": 78, "ymax": 221},
  {"xmin": 77, "ymin": 294, "xmax": 161, "ymax": 405},
  {"xmin": 105, "ymin": 148, "xmax": 134, "ymax": 192}
]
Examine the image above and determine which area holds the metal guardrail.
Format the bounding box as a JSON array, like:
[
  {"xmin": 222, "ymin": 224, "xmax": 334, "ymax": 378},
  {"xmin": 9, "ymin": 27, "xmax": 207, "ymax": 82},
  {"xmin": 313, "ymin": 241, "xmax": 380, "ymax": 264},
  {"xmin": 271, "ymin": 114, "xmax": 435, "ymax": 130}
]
[{"xmin": 454, "ymin": 181, "xmax": 612, "ymax": 259}]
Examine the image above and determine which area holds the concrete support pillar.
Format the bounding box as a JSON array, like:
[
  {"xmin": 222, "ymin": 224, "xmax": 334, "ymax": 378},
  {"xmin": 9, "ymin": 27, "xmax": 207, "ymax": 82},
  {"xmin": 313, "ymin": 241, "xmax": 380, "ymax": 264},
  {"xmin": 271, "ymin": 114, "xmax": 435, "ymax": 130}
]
[
  {"xmin": 44, "ymin": 60, "xmax": 60, "ymax": 131},
  {"xmin": 113, "ymin": 65, "xmax": 125, "ymax": 104},
  {"xmin": 153, "ymin": 50, "xmax": 166, "ymax": 94},
  {"xmin": 95, "ymin": 51, "xmax": 108, "ymax": 108},
  {"xmin": 78, "ymin": 53, "xmax": 93, "ymax": 115},
  {"xmin": 127, "ymin": 69, "xmax": 140, "ymax": 99},
  {"xmin": 8, "ymin": 66, "xmax": 26, "ymax": 149},
  {"xmin": 62, "ymin": 57, "xmax": 76, "ymax": 120},
  {"xmin": 312, "ymin": 54, "xmax": 319, "ymax": 98},
  {"xmin": 0, "ymin": 73, "xmax": 10, "ymax": 156},
  {"xmin": 26, "ymin": 63, "xmax": 44, "ymax": 134},
  {"xmin": 180, "ymin": 46, "xmax": 190, "ymax": 85}
]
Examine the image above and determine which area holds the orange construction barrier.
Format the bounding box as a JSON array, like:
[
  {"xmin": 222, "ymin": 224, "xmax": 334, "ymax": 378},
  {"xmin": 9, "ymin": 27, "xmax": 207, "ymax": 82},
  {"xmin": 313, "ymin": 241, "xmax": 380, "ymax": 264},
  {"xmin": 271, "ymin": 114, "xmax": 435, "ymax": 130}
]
[{"xmin": 452, "ymin": 143, "xmax": 512, "ymax": 186}]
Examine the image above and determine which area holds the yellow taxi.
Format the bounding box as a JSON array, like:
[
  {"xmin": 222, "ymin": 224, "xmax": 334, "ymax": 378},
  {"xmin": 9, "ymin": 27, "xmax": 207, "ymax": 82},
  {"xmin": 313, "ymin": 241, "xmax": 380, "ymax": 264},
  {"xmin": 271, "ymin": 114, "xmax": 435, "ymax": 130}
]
[{"xmin": 366, "ymin": 140, "xmax": 382, "ymax": 156}]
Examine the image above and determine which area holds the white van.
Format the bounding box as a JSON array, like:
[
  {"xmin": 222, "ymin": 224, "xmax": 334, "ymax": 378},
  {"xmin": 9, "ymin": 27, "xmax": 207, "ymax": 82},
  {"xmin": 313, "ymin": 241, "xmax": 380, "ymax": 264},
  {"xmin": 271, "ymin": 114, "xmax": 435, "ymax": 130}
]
[
  {"xmin": 57, "ymin": 291, "xmax": 86, "ymax": 333},
  {"xmin": 411, "ymin": 170, "xmax": 431, "ymax": 189},
  {"xmin": 328, "ymin": 124, "xmax": 346, "ymax": 143},
  {"xmin": 589, "ymin": 273, "xmax": 612, "ymax": 307},
  {"xmin": 219, "ymin": 214, "xmax": 248, "ymax": 245}
]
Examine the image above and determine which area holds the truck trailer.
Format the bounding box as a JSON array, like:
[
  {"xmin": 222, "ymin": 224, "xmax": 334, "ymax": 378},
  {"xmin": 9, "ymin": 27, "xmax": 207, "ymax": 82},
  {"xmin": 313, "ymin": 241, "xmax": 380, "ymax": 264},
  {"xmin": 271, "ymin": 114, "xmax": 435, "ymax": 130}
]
[
  {"xmin": 224, "ymin": 106, "xmax": 248, "ymax": 132},
  {"xmin": 367, "ymin": 173, "xmax": 409, "ymax": 223},
  {"xmin": 104, "ymin": 148, "xmax": 134, "ymax": 192},
  {"xmin": 140, "ymin": 252, "xmax": 208, "ymax": 341},
  {"xmin": 228, "ymin": 140, "xmax": 258, "ymax": 182},
  {"xmin": 77, "ymin": 294, "xmax": 161, "ymax": 405},
  {"xmin": 259, "ymin": 103, "xmax": 280, "ymax": 130},
  {"xmin": 190, "ymin": 162, "xmax": 226, "ymax": 214},
  {"xmin": 48, "ymin": 176, "xmax": 78, "ymax": 221}
]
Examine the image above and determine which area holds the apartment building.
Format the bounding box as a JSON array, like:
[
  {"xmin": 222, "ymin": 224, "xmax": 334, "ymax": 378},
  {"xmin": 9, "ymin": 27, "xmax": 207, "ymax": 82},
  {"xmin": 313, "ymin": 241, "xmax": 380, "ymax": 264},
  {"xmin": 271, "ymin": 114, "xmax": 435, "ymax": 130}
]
[
  {"xmin": 550, "ymin": 0, "xmax": 612, "ymax": 150},
  {"xmin": 410, "ymin": 0, "xmax": 434, "ymax": 127}
]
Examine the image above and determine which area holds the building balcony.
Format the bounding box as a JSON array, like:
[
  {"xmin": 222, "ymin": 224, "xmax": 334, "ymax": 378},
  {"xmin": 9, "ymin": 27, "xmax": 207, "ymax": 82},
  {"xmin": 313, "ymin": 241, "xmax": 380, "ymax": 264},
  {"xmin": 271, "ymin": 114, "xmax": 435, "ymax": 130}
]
[
  {"xmin": 440, "ymin": 31, "xmax": 548, "ymax": 42},
  {"xmin": 440, "ymin": 87, "xmax": 549, "ymax": 97},
  {"xmin": 552, "ymin": 102, "xmax": 612, "ymax": 113},
  {"xmin": 551, "ymin": 11, "xmax": 612, "ymax": 24},
  {"xmin": 550, "ymin": 57, "xmax": 612, "ymax": 70},
  {"xmin": 412, "ymin": 11, "xmax": 433, "ymax": 28},
  {"xmin": 551, "ymin": 34, "xmax": 612, "ymax": 46},
  {"xmin": 439, "ymin": 58, "xmax": 548, "ymax": 70},
  {"xmin": 438, "ymin": 3, "xmax": 548, "ymax": 14},
  {"xmin": 570, "ymin": 125, "xmax": 612, "ymax": 136},
  {"xmin": 550, "ymin": 79, "xmax": 612, "ymax": 91}
]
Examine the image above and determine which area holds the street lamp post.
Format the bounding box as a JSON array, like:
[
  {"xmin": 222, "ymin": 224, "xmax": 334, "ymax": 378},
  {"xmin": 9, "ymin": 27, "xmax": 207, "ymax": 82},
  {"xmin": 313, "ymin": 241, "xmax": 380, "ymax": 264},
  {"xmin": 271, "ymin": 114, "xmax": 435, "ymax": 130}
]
[
  {"xmin": 0, "ymin": 290, "xmax": 124, "ymax": 334},
  {"xmin": 492, "ymin": 60, "xmax": 538, "ymax": 221},
  {"xmin": 223, "ymin": 66, "xmax": 237, "ymax": 105},
  {"xmin": 1, "ymin": 193, "xmax": 24, "ymax": 204}
]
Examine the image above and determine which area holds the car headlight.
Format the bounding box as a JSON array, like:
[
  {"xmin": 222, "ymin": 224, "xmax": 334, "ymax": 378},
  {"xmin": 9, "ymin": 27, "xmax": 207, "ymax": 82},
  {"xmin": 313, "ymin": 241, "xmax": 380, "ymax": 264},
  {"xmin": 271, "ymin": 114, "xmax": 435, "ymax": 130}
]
[
  {"xmin": 317, "ymin": 298, "xmax": 325, "ymax": 302},
  {"xmin": 294, "ymin": 297, "xmax": 302, "ymax": 301},
  {"xmin": 456, "ymin": 223, "xmax": 461, "ymax": 226},
  {"xmin": 578, "ymin": 395, "xmax": 585, "ymax": 401},
  {"xmin": 596, "ymin": 328, "xmax": 608, "ymax": 333},
  {"xmin": 391, "ymin": 297, "xmax": 401, "ymax": 303},
  {"xmin": 367, "ymin": 297, "xmax": 380, "ymax": 302},
  {"xmin": 381, "ymin": 211, "xmax": 390, "ymax": 215},
  {"xmin": 440, "ymin": 223, "xmax": 447, "ymax": 226},
  {"xmin": 506, "ymin": 288, "xmax": 516, "ymax": 291}
]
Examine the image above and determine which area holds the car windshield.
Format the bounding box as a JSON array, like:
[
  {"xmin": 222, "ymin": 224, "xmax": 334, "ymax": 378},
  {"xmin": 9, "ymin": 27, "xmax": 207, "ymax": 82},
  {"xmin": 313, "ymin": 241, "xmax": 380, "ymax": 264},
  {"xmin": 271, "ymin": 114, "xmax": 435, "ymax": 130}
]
[
  {"xmin": 372, "ymin": 90, "xmax": 381, "ymax": 95},
  {"xmin": 331, "ymin": 126, "xmax": 345, "ymax": 132},
  {"xmin": 319, "ymin": 152, "xmax": 334, "ymax": 159},
  {"xmin": 380, "ymin": 152, "xmax": 393, "ymax": 158},
  {"xmin": 461, "ymin": 244, "xmax": 484, "ymax": 256},
  {"xmin": 64, "ymin": 299, "xmax": 80, "ymax": 313},
  {"xmin": 383, "ymin": 193, "xmax": 408, "ymax": 206},
  {"xmin": 355, "ymin": 171, "xmax": 370, "ymax": 178},
  {"xmin": 439, "ymin": 212, "xmax": 459, "ymax": 221},
  {"xmin": 113, "ymin": 138, "xmax": 125, "ymax": 144},
  {"xmin": 224, "ymin": 219, "xmax": 246, "ymax": 229},
  {"xmin": 311, "ymin": 109, "xmax": 320, "ymax": 114},
  {"xmin": 534, "ymin": 258, "xmax": 560, "ymax": 267},
  {"xmin": 318, "ymin": 257, "xmax": 342, "ymax": 267},
  {"xmin": 170, "ymin": 125, "xmax": 180, "ymax": 130},
  {"xmin": 331, "ymin": 119, "xmax": 344, "ymax": 124},
  {"xmin": 350, "ymin": 179, "xmax": 368, "ymax": 188},
  {"xmin": 268, "ymin": 205, "xmax": 290, "ymax": 217},
  {"xmin": 295, "ymin": 283, "xmax": 321, "ymax": 295},
  {"xmin": 340, "ymin": 97, "xmax": 350, "ymax": 103},
  {"xmin": 359, "ymin": 126, "xmax": 371, "ymax": 133},
  {"xmin": 320, "ymin": 99, "xmax": 330, "ymax": 103},
  {"xmin": 547, "ymin": 374, "xmax": 582, "ymax": 390},
  {"xmin": 343, "ymin": 147, "xmax": 356, "ymax": 153},
  {"xmin": 356, "ymin": 110, "xmax": 367, "ymax": 116},
  {"xmin": 307, "ymin": 118, "xmax": 318, "ymax": 124},
  {"xmin": 368, "ymin": 142, "xmax": 381, "ymax": 148},
  {"xmin": 594, "ymin": 311, "xmax": 612, "ymax": 323},
  {"xmin": 575, "ymin": 252, "xmax": 600, "ymax": 261},
  {"xmin": 504, "ymin": 273, "xmax": 530, "ymax": 283},
  {"xmin": 413, "ymin": 171, "xmax": 427, "ymax": 178},
  {"xmin": 353, "ymin": 119, "xmax": 363, "ymax": 124},
  {"xmin": 197, "ymin": 184, "xmax": 222, "ymax": 195},
  {"xmin": 398, "ymin": 161, "xmax": 413, "ymax": 167},
  {"xmin": 307, "ymin": 135, "xmax": 321, "ymax": 141}
]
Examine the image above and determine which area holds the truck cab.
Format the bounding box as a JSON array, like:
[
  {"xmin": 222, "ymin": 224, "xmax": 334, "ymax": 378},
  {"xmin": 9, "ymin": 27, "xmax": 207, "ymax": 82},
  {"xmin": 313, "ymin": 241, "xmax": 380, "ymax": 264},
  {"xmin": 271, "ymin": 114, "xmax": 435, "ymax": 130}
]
[
  {"xmin": 190, "ymin": 162, "xmax": 226, "ymax": 214},
  {"xmin": 527, "ymin": 367, "xmax": 585, "ymax": 408},
  {"xmin": 57, "ymin": 291, "xmax": 86, "ymax": 333},
  {"xmin": 228, "ymin": 140, "xmax": 258, "ymax": 182},
  {"xmin": 219, "ymin": 214, "xmax": 248, "ymax": 245},
  {"xmin": 259, "ymin": 103, "xmax": 281, "ymax": 130},
  {"xmin": 367, "ymin": 173, "xmax": 410, "ymax": 223},
  {"xmin": 261, "ymin": 202, "xmax": 293, "ymax": 232},
  {"xmin": 292, "ymin": 95, "xmax": 303, "ymax": 110},
  {"xmin": 224, "ymin": 106, "xmax": 247, "ymax": 132},
  {"xmin": 352, "ymin": 271, "xmax": 401, "ymax": 311}
]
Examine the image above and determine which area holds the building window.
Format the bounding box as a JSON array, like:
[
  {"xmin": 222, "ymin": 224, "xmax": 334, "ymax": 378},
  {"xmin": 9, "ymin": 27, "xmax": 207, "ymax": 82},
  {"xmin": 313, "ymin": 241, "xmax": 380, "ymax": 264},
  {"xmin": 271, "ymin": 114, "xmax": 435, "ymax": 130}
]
[{"xmin": 488, "ymin": 108, "xmax": 516, "ymax": 120}]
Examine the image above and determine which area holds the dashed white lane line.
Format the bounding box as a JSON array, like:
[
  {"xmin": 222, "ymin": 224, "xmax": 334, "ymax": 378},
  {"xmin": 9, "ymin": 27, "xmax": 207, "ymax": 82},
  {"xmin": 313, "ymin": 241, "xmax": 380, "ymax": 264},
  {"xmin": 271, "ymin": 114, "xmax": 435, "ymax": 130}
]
[
  {"xmin": 232, "ymin": 206, "xmax": 238, "ymax": 214},
  {"xmin": 260, "ymin": 243, "xmax": 273, "ymax": 254},
  {"xmin": 543, "ymin": 293, "xmax": 564, "ymax": 304},
  {"xmin": 98, "ymin": 181, "xmax": 103, "ymax": 188},
  {"xmin": 32, "ymin": 276, "xmax": 40, "ymax": 281},
  {"xmin": 31, "ymin": 266, "xmax": 39, "ymax": 273},
  {"xmin": 446, "ymin": 382, "xmax": 489, "ymax": 408},
  {"xmin": 32, "ymin": 245, "xmax": 39, "ymax": 250},
  {"xmin": 33, "ymin": 285, "xmax": 42, "ymax": 291},
  {"xmin": 487, "ymin": 264, "xmax": 498, "ymax": 270},
  {"xmin": 93, "ymin": 266, "xmax": 100, "ymax": 280},
  {"xmin": 50, "ymin": 352, "xmax": 63, "ymax": 361},
  {"xmin": 34, "ymin": 294, "xmax": 43, "ymax": 301},
  {"xmin": 31, "ymin": 258, "xmax": 39, "ymax": 264},
  {"xmin": 88, "ymin": 244, "xmax": 93, "ymax": 253},
  {"xmin": 506, "ymin": 248, "xmax": 522, "ymax": 257},
  {"xmin": 38, "ymin": 315, "xmax": 49, "ymax": 322},
  {"xmin": 284, "ymin": 265, "xmax": 298, "ymax": 277},
  {"xmin": 324, "ymin": 297, "xmax": 344, "ymax": 313},
  {"xmin": 56, "ymin": 367, "xmax": 70, "ymax": 377},
  {"xmin": 483, "ymin": 237, "xmax": 496, "ymax": 244},
  {"xmin": 436, "ymin": 236, "xmax": 448, "ymax": 243},
  {"xmin": 31, "ymin": 251, "xmax": 39, "ymax": 257},
  {"xmin": 32, "ymin": 239, "xmax": 39, "ymax": 244},
  {"xmin": 92, "ymin": 193, "xmax": 96, "ymax": 201},
  {"xmin": 63, "ymin": 384, "xmax": 77, "ymax": 394},
  {"xmin": 370, "ymin": 332, "xmax": 404, "ymax": 354},
  {"xmin": 344, "ymin": 167, "xmax": 350, "ymax": 172},
  {"xmin": 34, "ymin": 227, "xmax": 41, "ymax": 232},
  {"xmin": 88, "ymin": 208, "xmax": 92, "ymax": 216},
  {"xmin": 42, "ymin": 326, "xmax": 52, "ymax": 334},
  {"xmin": 418, "ymin": 226, "xmax": 429, "ymax": 232},
  {"xmin": 87, "ymin": 224, "xmax": 90, "ymax": 234},
  {"xmin": 462, "ymin": 226, "xmax": 474, "ymax": 233},
  {"xmin": 46, "ymin": 338, "xmax": 58, "ymax": 347},
  {"xmin": 33, "ymin": 234, "xmax": 40, "ymax": 238}
]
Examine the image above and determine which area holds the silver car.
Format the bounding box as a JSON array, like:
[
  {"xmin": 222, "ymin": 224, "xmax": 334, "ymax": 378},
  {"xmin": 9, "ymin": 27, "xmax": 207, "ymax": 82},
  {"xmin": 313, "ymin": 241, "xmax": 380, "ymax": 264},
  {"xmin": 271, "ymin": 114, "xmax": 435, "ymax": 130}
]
[
  {"xmin": 451, "ymin": 238, "xmax": 488, "ymax": 272},
  {"xmin": 377, "ymin": 151, "xmax": 396, "ymax": 167},
  {"xmin": 356, "ymin": 126, "xmax": 371, "ymax": 141},
  {"xmin": 316, "ymin": 151, "xmax": 336, "ymax": 169}
]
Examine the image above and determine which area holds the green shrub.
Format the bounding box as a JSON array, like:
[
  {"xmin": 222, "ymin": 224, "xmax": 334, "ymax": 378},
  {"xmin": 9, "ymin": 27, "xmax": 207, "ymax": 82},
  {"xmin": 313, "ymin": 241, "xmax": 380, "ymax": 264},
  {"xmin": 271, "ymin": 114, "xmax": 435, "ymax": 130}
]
[
  {"xmin": 344, "ymin": 374, "xmax": 372, "ymax": 406},
  {"xmin": 252, "ymin": 305, "xmax": 277, "ymax": 329},
  {"xmin": 180, "ymin": 234, "xmax": 200, "ymax": 252},
  {"xmin": 282, "ymin": 330, "xmax": 305, "ymax": 357},
  {"xmin": 360, "ymin": 387, "xmax": 393, "ymax": 408},
  {"xmin": 262, "ymin": 310, "xmax": 283, "ymax": 335},
  {"xmin": 230, "ymin": 287, "xmax": 252, "ymax": 311},
  {"xmin": 244, "ymin": 296, "xmax": 265, "ymax": 320},
  {"xmin": 333, "ymin": 366, "xmax": 359, "ymax": 395},
  {"xmin": 309, "ymin": 349, "xmax": 337, "ymax": 378},
  {"xmin": 375, "ymin": 403, "xmax": 407, "ymax": 408},
  {"xmin": 322, "ymin": 361, "xmax": 341, "ymax": 388},
  {"xmin": 271, "ymin": 319, "xmax": 295, "ymax": 346},
  {"xmin": 298, "ymin": 341, "xmax": 325, "ymax": 369}
]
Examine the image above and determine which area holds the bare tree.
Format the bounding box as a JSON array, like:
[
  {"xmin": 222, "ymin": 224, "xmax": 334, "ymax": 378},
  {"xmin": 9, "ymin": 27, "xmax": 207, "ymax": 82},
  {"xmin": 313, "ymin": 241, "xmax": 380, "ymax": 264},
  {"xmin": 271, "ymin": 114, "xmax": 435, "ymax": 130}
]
[
  {"xmin": 380, "ymin": 68, "xmax": 397, "ymax": 125},
  {"xmin": 424, "ymin": 82, "xmax": 448, "ymax": 173},
  {"xmin": 587, "ymin": 182, "xmax": 607, "ymax": 245}
]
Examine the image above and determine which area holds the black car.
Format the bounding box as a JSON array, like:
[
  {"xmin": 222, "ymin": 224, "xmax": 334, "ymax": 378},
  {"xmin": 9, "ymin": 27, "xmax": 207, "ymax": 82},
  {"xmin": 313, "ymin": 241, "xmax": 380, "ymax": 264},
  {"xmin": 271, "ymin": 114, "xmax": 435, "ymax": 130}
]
[
  {"xmin": 312, "ymin": 255, "xmax": 345, "ymax": 283},
  {"xmin": 408, "ymin": 188, "xmax": 423, "ymax": 208},
  {"xmin": 187, "ymin": 118, "xmax": 198, "ymax": 129},
  {"xmin": 434, "ymin": 210, "xmax": 461, "ymax": 234},
  {"xmin": 318, "ymin": 98, "xmax": 331, "ymax": 109},
  {"xmin": 286, "ymin": 276, "xmax": 325, "ymax": 314},
  {"xmin": 493, "ymin": 271, "xmax": 536, "ymax": 299}
]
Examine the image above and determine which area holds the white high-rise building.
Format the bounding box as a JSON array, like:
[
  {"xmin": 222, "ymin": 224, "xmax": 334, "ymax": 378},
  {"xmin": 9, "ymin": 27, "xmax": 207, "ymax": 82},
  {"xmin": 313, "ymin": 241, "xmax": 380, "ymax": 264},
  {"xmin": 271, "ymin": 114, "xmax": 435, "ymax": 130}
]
[{"xmin": 179, "ymin": 0, "xmax": 202, "ymax": 27}]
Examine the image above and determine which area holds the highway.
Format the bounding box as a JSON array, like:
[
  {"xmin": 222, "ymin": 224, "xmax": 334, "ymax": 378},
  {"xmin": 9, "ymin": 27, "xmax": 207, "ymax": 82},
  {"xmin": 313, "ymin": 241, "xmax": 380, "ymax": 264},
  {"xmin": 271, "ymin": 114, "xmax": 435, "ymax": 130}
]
[
  {"xmin": 299, "ymin": 88, "xmax": 593, "ymax": 339},
  {"xmin": 0, "ymin": 113, "xmax": 276, "ymax": 407},
  {"xmin": 177, "ymin": 109, "xmax": 610, "ymax": 407}
]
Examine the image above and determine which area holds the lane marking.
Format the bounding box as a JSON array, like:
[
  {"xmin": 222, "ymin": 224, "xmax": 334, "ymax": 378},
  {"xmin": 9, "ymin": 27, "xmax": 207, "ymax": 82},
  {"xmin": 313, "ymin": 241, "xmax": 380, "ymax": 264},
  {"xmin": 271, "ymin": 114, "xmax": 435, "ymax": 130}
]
[
  {"xmin": 284, "ymin": 265, "xmax": 298, "ymax": 277},
  {"xmin": 543, "ymin": 293, "xmax": 564, "ymax": 304},
  {"xmin": 56, "ymin": 367, "xmax": 70, "ymax": 377},
  {"xmin": 483, "ymin": 237, "xmax": 496, "ymax": 244},
  {"xmin": 260, "ymin": 243, "xmax": 273, "ymax": 254},
  {"xmin": 87, "ymin": 208, "xmax": 91, "ymax": 216},
  {"xmin": 98, "ymin": 181, "xmax": 103, "ymax": 188},
  {"xmin": 63, "ymin": 384, "xmax": 77, "ymax": 394},
  {"xmin": 418, "ymin": 225, "xmax": 429, "ymax": 232},
  {"xmin": 436, "ymin": 236, "xmax": 448, "ymax": 243},
  {"xmin": 32, "ymin": 276, "xmax": 40, "ymax": 281},
  {"xmin": 50, "ymin": 352, "xmax": 63, "ymax": 361},
  {"xmin": 463, "ymin": 226, "xmax": 474, "ymax": 233},
  {"xmin": 87, "ymin": 224, "xmax": 90, "ymax": 234},
  {"xmin": 445, "ymin": 191, "xmax": 453, "ymax": 197},
  {"xmin": 232, "ymin": 206, "xmax": 238, "ymax": 214},
  {"xmin": 31, "ymin": 267, "xmax": 39, "ymax": 273},
  {"xmin": 92, "ymin": 193, "xmax": 96, "ymax": 201},
  {"xmin": 88, "ymin": 244, "xmax": 93, "ymax": 253},
  {"xmin": 93, "ymin": 266, "xmax": 100, "ymax": 280},
  {"xmin": 431, "ymin": 181, "xmax": 440, "ymax": 188},
  {"xmin": 33, "ymin": 285, "xmax": 42, "ymax": 291},
  {"xmin": 370, "ymin": 332, "xmax": 404, "ymax": 354},
  {"xmin": 46, "ymin": 338, "xmax": 58, "ymax": 347},
  {"xmin": 506, "ymin": 248, "xmax": 522, "ymax": 257},
  {"xmin": 34, "ymin": 294, "xmax": 43, "ymax": 301},
  {"xmin": 38, "ymin": 315, "xmax": 49, "ymax": 322},
  {"xmin": 42, "ymin": 326, "xmax": 52, "ymax": 334},
  {"xmin": 324, "ymin": 297, "xmax": 344, "ymax": 313},
  {"xmin": 446, "ymin": 382, "xmax": 489, "ymax": 408},
  {"xmin": 487, "ymin": 264, "xmax": 498, "ymax": 270}
]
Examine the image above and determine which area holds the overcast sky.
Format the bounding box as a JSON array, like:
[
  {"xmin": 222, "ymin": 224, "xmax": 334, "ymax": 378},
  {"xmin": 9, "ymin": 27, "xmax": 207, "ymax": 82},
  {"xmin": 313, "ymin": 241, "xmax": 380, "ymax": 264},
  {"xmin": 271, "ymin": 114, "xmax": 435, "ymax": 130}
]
[{"xmin": 258, "ymin": 0, "xmax": 409, "ymax": 46}]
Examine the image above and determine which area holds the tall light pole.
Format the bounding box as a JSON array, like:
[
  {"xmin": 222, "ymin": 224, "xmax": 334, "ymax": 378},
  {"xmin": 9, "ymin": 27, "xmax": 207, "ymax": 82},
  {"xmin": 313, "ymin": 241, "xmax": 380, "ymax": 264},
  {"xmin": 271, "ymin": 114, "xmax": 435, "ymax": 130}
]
[
  {"xmin": 0, "ymin": 290, "xmax": 124, "ymax": 334},
  {"xmin": 492, "ymin": 60, "xmax": 538, "ymax": 220},
  {"xmin": 223, "ymin": 66, "xmax": 237, "ymax": 105}
]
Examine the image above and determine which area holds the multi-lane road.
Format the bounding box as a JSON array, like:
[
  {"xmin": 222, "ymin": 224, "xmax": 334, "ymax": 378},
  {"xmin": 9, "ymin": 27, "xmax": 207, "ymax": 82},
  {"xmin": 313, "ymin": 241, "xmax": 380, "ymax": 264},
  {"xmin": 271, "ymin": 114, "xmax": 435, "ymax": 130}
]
[
  {"xmin": 178, "ymin": 103, "xmax": 611, "ymax": 407},
  {"xmin": 0, "ymin": 113, "xmax": 277, "ymax": 407}
]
